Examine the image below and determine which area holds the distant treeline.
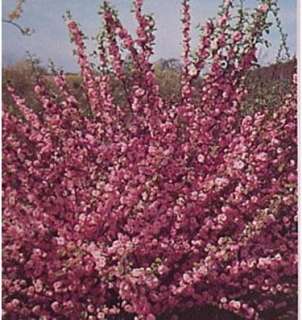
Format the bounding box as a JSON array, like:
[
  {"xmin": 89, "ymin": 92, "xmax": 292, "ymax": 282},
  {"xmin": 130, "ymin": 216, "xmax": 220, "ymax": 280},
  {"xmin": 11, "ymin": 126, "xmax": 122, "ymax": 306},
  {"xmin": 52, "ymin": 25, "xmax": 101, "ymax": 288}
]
[{"xmin": 3, "ymin": 58, "xmax": 296, "ymax": 116}]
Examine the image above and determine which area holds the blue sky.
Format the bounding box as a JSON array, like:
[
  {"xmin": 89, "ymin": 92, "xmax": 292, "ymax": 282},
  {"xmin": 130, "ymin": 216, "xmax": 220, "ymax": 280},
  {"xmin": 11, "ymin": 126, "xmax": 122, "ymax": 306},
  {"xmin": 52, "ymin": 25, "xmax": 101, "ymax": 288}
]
[{"xmin": 2, "ymin": 0, "xmax": 297, "ymax": 72}]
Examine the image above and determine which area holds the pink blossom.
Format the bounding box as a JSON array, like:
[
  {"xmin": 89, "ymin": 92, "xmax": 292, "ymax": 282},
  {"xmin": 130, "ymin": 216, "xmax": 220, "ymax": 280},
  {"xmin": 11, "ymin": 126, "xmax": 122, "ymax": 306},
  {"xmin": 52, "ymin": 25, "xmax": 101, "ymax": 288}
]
[
  {"xmin": 255, "ymin": 152, "xmax": 268, "ymax": 162},
  {"xmin": 197, "ymin": 154, "xmax": 205, "ymax": 163},
  {"xmin": 258, "ymin": 3, "xmax": 269, "ymax": 13},
  {"xmin": 232, "ymin": 31, "xmax": 242, "ymax": 42},
  {"xmin": 146, "ymin": 314, "xmax": 156, "ymax": 320}
]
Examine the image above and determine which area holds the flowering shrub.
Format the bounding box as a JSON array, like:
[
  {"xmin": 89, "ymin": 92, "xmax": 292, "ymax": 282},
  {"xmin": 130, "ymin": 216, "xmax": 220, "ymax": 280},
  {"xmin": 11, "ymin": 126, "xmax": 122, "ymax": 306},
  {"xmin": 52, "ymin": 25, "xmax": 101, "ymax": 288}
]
[{"xmin": 2, "ymin": 0, "xmax": 297, "ymax": 319}]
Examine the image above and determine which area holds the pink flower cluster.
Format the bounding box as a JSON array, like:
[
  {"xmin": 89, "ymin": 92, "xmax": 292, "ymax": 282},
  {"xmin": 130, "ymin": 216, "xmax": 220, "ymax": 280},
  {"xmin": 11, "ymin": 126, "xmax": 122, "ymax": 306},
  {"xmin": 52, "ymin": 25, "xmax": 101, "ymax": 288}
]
[{"xmin": 3, "ymin": 0, "xmax": 297, "ymax": 319}]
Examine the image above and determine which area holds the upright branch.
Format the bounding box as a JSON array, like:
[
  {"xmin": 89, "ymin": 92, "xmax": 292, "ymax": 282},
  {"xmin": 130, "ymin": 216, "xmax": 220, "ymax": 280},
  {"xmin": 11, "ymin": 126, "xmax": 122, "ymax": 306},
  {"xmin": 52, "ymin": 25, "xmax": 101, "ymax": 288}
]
[
  {"xmin": 67, "ymin": 19, "xmax": 102, "ymax": 116},
  {"xmin": 180, "ymin": 0, "xmax": 192, "ymax": 103}
]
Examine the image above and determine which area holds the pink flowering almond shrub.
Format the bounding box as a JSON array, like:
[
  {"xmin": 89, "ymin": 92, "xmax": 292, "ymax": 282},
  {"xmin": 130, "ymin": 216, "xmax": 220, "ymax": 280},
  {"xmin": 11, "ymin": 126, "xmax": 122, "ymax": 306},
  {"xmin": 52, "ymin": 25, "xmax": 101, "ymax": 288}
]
[{"xmin": 2, "ymin": 0, "xmax": 297, "ymax": 319}]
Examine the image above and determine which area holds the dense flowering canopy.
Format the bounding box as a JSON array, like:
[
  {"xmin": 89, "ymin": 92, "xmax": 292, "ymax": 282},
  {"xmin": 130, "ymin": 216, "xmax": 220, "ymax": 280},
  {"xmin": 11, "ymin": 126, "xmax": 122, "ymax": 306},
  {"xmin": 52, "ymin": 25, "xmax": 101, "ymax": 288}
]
[{"xmin": 2, "ymin": 0, "xmax": 297, "ymax": 319}]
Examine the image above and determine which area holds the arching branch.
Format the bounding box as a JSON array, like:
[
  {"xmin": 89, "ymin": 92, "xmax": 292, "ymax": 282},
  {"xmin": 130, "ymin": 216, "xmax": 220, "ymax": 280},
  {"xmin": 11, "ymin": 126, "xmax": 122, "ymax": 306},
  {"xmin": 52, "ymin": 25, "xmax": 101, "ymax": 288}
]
[{"xmin": 2, "ymin": 18, "xmax": 32, "ymax": 35}]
